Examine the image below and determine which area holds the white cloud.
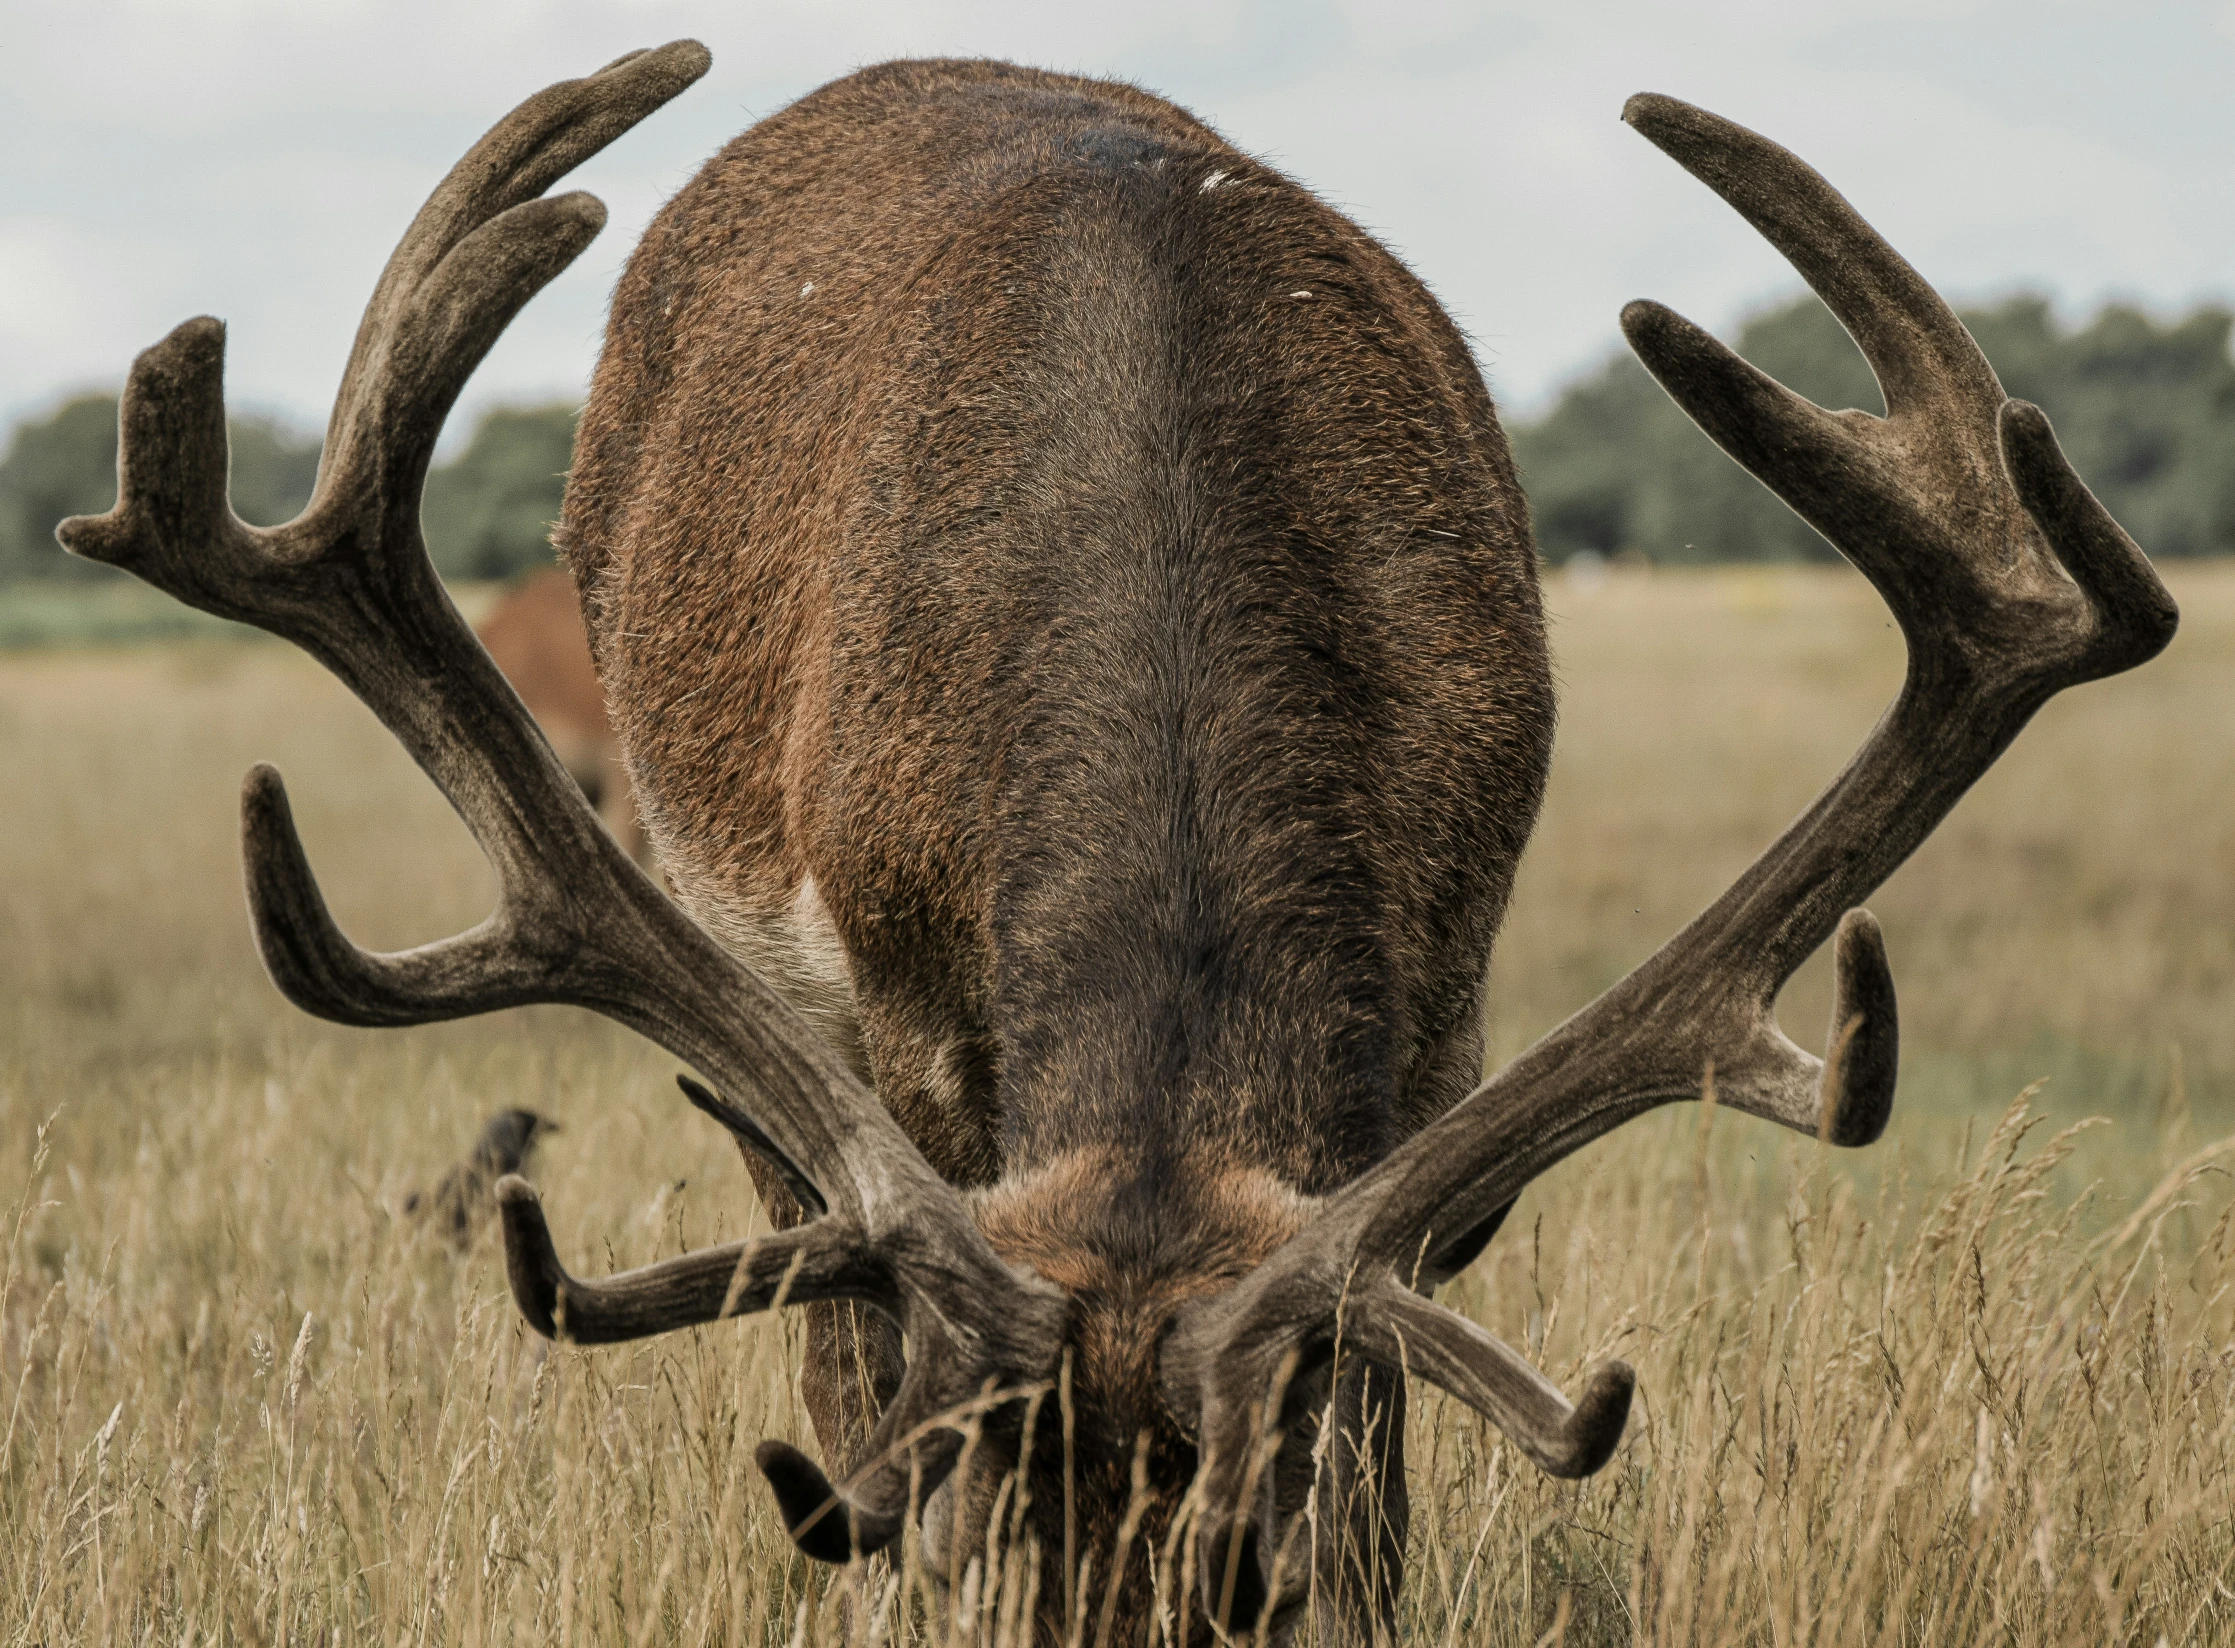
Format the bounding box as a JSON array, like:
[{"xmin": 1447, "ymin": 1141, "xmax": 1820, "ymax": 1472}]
[{"xmin": 2, "ymin": 0, "xmax": 2228, "ymax": 432}]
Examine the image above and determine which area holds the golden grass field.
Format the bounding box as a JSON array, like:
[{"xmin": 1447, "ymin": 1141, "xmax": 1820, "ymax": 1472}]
[{"xmin": 2, "ymin": 563, "xmax": 2232, "ymax": 1644}]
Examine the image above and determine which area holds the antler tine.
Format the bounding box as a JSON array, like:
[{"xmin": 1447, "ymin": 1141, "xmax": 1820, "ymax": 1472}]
[
  {"xmin": 61, "ymin": 41, "xmax": 711, "ymax": 621},
  {"xmin": 1166, "ymin": 94, "xmax": 2179, "ymax": 1537},
  {"xmin": 241, "ymin": 762, "xmax": 566, "ymax": 1026},
  {"xmin": 497, "ymin": 1158, "xmax": 1059, "ymax": 1568},
  {"xmin": 677, "ymin": 1073, "xmax": 829, "ymax": 1218},
  {"xmin": 1997, "ymin": 399, "xmax": 2183, "ymax": 678},
  {"xmin": 1620, "ymin": 94, "xmax": 2001, "ymax": 422},
  {"xmin": 315, "ymin": 42, "xmax": 714, "ymax": 541},
  {"xmin": 1351, "ymin": 1286, "xmax": 1633, "ymax": 1478},
  {"xmin": 1182, "ymin": 1281, "xmax": 1629, "ymax": 1526},
  {"xmin": 495, "ymin": 1177, "xmax": 891, "ymax": 1344},
  {"xmin": 1617, "ymin": 94, "xmax": 2178, "ymax": 686},
  {"xmin": 757, "ymin": 1322, "xmax": 1030, "ymax": 1562},
  {"xmin": 496, "ymin": 1172, "xmax": 1016, "ymax": 1566}
]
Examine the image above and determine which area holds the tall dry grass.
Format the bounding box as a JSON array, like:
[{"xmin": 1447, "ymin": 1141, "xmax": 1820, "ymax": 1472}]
[{"xmin": 2, "ymin": 565, "xmax": 2232, "ymax": 1644}]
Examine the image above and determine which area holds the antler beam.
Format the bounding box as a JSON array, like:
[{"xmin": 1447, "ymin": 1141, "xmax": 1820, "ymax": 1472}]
[{"xmin": 58, "ymin": 42, "xmax": 1069, "ymax": 1562}]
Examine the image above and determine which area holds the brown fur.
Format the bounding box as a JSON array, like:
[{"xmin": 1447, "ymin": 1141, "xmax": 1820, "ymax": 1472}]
[
  {"xmin": 476, "ymin": 567, "xmax": 646, "ymax": 862},
  {"xmin": 559, "ymin": 58, "xmax": 1552, "ymax": 1636}
]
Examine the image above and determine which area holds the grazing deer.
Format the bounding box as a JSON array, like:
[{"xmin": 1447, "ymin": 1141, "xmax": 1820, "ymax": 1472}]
[
  {"xmin": 62, "ymin": 43, "xmax": 2175, "ymax": 1641},
  {"xmin": 475, "ymin": 567, "xmax": 645, "ymax": 863}
]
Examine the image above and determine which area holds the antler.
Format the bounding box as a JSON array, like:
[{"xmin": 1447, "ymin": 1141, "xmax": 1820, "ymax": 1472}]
[
  {"xmin": 1166, "ymin": 92, "xmax": 2178, "ymax": 1602},
  {"xmin": 57, "ymin": 43, "xmax": 1066, "ymax": 1559}
]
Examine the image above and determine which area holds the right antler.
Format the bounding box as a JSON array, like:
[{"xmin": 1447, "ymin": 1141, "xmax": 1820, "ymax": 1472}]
[
  {"xmin": 57, "ymin": 43, "xmax": 1066, "ymax": 1560},
  {"xmin": 1166, "ymin": 92, "xmax": 2178, "ymax": 1612}
]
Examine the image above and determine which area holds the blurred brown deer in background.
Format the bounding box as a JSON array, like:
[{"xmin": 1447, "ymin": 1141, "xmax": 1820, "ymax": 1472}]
[
  {"xmin": 475, "ymin": 567, "xmax": 644, "ymax": 863},
  {"xmin": 63, "ymin": 42, "xmax": 2176, "ymax": 1641}
]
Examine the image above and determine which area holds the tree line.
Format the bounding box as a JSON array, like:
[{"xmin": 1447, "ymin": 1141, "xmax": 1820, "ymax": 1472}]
[
  {"xmin": 0, "ymin": 398, "xmax": 578, "ymax": 584},
  {"xmin": 7, "ymin": 290, "xmax": 2232, "ymax": 582},
  {"xmin": 1513, "ymin": 293, "xmax": 2235, "ymax": 563}
]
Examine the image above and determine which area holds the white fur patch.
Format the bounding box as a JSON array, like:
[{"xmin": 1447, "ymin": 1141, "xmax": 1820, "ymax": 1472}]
[
  {"xmin": 927, "ymin": 1036, "xmax": 976, "ymax": 1116},
  {"xmin": 789, "ymin": 874, "xmax": 853, "ymax": 999},
  {"xmin": 652, "ymin": 846, "xmax": 870, "ymax": 1084}
]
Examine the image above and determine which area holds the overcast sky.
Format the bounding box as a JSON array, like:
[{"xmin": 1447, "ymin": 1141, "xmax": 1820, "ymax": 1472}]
[{"xmin": 4, "ymin": 0, "xmax": 2229, "ymax": 441}]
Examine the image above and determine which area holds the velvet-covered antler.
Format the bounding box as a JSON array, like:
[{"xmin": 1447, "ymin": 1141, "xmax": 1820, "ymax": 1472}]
[{"xmin": 58, "ymin": 42, "xmax": 1067, "ymax": 1561}]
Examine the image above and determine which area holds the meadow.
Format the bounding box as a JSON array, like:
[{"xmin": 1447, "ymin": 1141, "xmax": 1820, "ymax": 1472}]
[{"xmin": 1, "ymin": 563, "xmax": 2231, "ymax": 1645}]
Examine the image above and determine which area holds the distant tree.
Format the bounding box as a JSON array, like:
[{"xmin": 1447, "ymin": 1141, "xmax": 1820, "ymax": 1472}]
[
  {"xmin": 0, "ymin": 395, "xmax": 580, "ymax": 585},
  {"xmin": 420, "ymin": 404, "xmax": 577, "ymax": 580},
  {"xmin": 0, "ymin": 394, "xmax": 321, "ymax": 580},
  {"xmin": 0, "ymin": 396, "xmax": 121, "ymax": 580},
  {"xmin": 14, "ymin": 317, "xmax": 2229, "ymax": 583},
  {"xmin": 1514, "ymin": 294, "xmax": 2235, "ymax": 563}
]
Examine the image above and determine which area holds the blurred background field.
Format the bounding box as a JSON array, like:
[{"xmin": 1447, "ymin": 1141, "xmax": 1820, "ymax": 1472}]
[
  {"xmin": 1492, "ymin": 562, "xmax": 2235, "ymax": 1179},
  {"xmin": 1, "ymin": 559, "xmax": 2230, "ymax": 1643}
]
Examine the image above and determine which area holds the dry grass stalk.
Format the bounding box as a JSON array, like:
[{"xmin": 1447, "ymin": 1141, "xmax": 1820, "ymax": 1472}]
[{"xmin": 3, "ymin": 565, "xmax": 2232, "ymax": 1641}]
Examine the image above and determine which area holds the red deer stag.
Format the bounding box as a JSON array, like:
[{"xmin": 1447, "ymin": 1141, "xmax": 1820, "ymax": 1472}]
[
  {"xmin": 475, "ymin": 566, "xmax": 645, "ymax": 863},
  {"xmin": 63, "ymin": 43, "xmax": 2176, "ymax": 1640}
]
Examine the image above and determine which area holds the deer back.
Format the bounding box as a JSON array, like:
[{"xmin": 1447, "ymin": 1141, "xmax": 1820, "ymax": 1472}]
[{"xmin": 560, "ymin": 60, "xmax": 1554, "ymax": 1217}]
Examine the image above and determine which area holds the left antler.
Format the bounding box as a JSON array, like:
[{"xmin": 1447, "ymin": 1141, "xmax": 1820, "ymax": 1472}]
[
  {"xmin": 58, "ymin": 42, "xmax": 1067, "ymax": 1563},
  {"xmin": 1166, "ymin": 92, "xmax": 2178, "ymax": 1602}
]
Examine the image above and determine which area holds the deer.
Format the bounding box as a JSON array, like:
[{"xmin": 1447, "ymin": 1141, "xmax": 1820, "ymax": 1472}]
[
  {"xmin": 474, "ymin": 565, "xmax": 645, "ymax": 863},
  {"xmin": 61, "ymin": 42, "xmax": 2176, "ymax": 1642}
]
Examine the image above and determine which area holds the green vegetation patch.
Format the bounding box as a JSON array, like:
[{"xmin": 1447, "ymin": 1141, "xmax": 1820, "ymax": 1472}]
[
  {"xmin": 0, "ymin": 394, "xmax": 578, "ymax": 592},
  {"xmin": 1514, "ymin": 294, "xmax": 2235, "ymax": 564},
  {"xmin": 0, "ymin": 580, "xmax": 258, "ymax": 650}
]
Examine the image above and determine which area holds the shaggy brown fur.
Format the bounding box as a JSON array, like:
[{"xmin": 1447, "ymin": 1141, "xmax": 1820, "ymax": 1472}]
[{"xmin": 559, "ymin": 58, "xmax": 1551, "ymax": 1636}]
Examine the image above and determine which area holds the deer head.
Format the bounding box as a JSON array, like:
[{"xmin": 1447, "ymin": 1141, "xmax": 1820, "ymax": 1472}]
[{"xmin": 62, "ymin": 46, "xmax": 2175, "ymax": 1640}]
